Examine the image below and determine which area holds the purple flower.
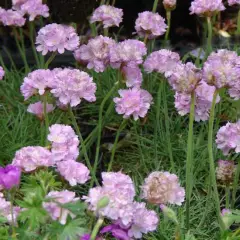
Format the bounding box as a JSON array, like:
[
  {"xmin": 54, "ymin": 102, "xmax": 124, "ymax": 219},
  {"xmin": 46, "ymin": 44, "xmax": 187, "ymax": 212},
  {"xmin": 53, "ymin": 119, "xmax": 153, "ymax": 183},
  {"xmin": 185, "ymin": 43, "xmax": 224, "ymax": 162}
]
[
  {"xmin": 122, "ymin": 66, "xmax": 143, "ymax": 88},
  {"xmin": 114, "ymin": 88, "xmax": 153, "ymax": 120},
  {"xmin": 228, "ymin": 0, "xmax": 240, "ymax": 5},
  {"xmin": 27, "ymin": 101, "xmax": 54, "ymax": 120},
  {"xmin": 135, "ymin": 11, "xmax": 167, "ymax": 39},
  {"xmin": 0, "ymin": 8, "xmax": 26, "ymax": 26},
  {"xmin": 101, "ymin": 224, "xmax": 131, "ymax": 240},
  {"xmin": 216, "ymin": 160, "xmax": 235, "ymax": 184},
  {"xmin": 0, "ymin": 165, "xmax": 21, "ymax": 190},
  {"xmin": 221, "ymin": 208, "xmax": 231, "ymax": 216},
  {"xmin": 90, "ymin": 5, "xmax": 123, "ymax": 28},
  {"xmin": 0, "ymin": 66, "xmax": 5, "ymax": 80},
  {"xmin": 36, "ymin": 24, "xmax": 80, "ymax": 55}
]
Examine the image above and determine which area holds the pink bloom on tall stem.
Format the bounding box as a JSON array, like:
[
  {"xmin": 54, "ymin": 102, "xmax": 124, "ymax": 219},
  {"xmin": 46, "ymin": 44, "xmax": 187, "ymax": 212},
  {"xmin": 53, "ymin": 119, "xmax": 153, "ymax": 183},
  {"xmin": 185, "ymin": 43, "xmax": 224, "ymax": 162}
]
[
  {"xmin": 0, "ymin": 8, "xmax": 26, "ymax": 26},
  {"xmin": 0, "ymin": 66, "xmax": 5, "ymax": 80},
  {"xmin": 27, "ymin": 101, "xmax": 54, "ymax": 120}
]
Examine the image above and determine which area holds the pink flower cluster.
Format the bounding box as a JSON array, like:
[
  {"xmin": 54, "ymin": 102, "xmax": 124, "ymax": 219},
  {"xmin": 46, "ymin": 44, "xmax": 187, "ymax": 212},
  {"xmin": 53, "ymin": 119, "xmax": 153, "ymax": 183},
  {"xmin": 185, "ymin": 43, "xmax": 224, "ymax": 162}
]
[
  {"xmin": 27, "ymin": 101, "xmax": 54, "ymax": 120},
  {"xmin": 228, "ymin": 0, "xmax": 240, "ymax": 5},
  {"xmin": 122, "ymin": 65, "xmax": 143, "ymax": 88},
  {"xmin": 0, "ymin": 66, "xmax": 5, "ymax": 80},
  {"xmin": 216, "ymin": 121, "xmax": 240, "ymax": 155},
  {"xmin": 90, "ymin": 5, "xmax": 123, "ymax": 28},
  {"xmin": 84, "ymin": 172, "xmax": 159, "ymax": 239},
  {"xmin": 0, "ymin": 7, "xmax": 25, "ymax": 26},
  {"xmin": 43, "ymin": 190, "xmax": 79, "ymax": 225},
  {"xmin": 190, "ymin": 0, "xmax": 225, "ymax": 16},
  {"xmin": 74, "ymin": 35, "xmax": 116, "ymax": 73},
  {"xmin": 135, "ymin": 11, "xmax": 167, "ymax": 39},
  {"xmin": 36, "ymin": 24, "xmax": 80, "ymax": 55}
]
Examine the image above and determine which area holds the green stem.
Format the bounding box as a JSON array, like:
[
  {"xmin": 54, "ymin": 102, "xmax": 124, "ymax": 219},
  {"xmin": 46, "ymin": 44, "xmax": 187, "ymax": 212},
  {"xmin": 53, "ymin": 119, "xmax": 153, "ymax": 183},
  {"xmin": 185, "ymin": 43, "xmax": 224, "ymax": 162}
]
[
  {"xmin": 68, "ymin": 107, "xmax": 99, "ymax": 186},
  {"xmin": 232, "ymin": 160, "xmax": 240, "ymax": 208},
  {"xmin": 164, "ymin": 10, "xmax": 171, "ymax": 42},
  {"xmin": 237, "ymin": 9, "xmax": 240, "ymax": 35},
  {"xmin": 108, "ymin": 119, "xmax": 127, "ymax": 171},
  {"xmin": 9, "ymin": 189, "xmax": 17, "ymax": 239},
  {"xmin": 208, "ymin": 89, "xmax": 225, "ymax": 231},
  {"xmin": 44, "ymin": 52, "xmax": 57, "ymax": 69},
  {"xmin": 185, "ymin": 92, "xmax": 195, "ymax": 230},
  {"xmin": 152, "ymin": 0, "xmax": 159, "ymax": 12},
  {"xmin": 103, "ymin": 28, "xmax": 109, "ymax": 36},
  {"xmin": 226, "ymin": 186, "xmax": 230, "ymax": 209},
  {"xmin": 206, "ymin": 17, "xmax": 213, "ymax": 55},
  {"xmin": 100, "ymin": 0, "xmax": 105, "ymax": 5},
  {"xmin": 112, "ymin": 0, "xmax": 116, "ymax": 5},
  {"xmin": 29, "ymin": 21, "xmax": 40, "ymax": 67},
  {"xmin": 90, "ymin": 217, "xmax": 104, "ymax": 240},
  {"xmin": 40, "ymin": 121, "xmax": 45, "ymax": 146},
  {"xmin": 43, "ymin": 94, "xmax": 49, "ymax": 145}
]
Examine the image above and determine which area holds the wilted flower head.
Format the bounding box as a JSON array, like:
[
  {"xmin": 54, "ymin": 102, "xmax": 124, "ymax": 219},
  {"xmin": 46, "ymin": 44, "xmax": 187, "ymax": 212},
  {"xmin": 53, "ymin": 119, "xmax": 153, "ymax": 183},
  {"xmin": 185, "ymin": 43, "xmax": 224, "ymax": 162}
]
[
  {"xmin": 57, "ymin": 160, "xmax": 90, "ymax": 186},
  {"xmin": 74, "ymin": 35, "xmax": 116, "ymax": 72},
  {"xmin": 0, "ymin": 8, "xmax": 26, "ymax": 26},
  {"xmin": 48, "ymin": 124, "xmax": 79, "ymax": 162},
  {"xmin": 144, "ymin": 50, "xmax": 181, "ymax": 77},
  {"xmin": 12, "ymin": 146, "xmax": 54, "ymax": 172},
  {"xmin": 228, "ymin": 0, "xmax": 240, "ymax": 5},
  {"xmin": 114, "ymin": 88, "xmax": 153, "ymax": 120},
  {"xmin": 0, "ymin": 66, "xmax": 5, "ymax": 80},
  {"xmin": 20, "ymin": 69, "xmax": 54, "ymax": 100},
  {"xmin": 110, "ymin": 39, "xmax": 147, "ymax": 68},
  {"xmin": 163, "ymin": 0, "xmax": 177, "ymax": 10},
  {"xmin": 122, "ymin": 66, "xmax": 143, "ymax": 88},
  {"xmin": 51, "ymin": 68, "xmax": 96, "ymax": 107},
  {"xmin": 135, "ymin": 11, "xmax": 167, "ymax": 39},
  {"xmin": 189, "ymin": 0, "xmax": 225, "ymax": 16},
  {"xmin": 27, "ymin": 101, "xmax": 54, "ymax": 120},
  {"xmin": 36, "ymin": 23, "xmax": 80, "ymax": 55},
  {"xmin": 90, "ymin": 5, "xmax": 123, "ymax": 28},
  {"xmin": 43, "ymin": 190, "xmax": 79, "ymax": 225},
  {"xmin": 168, "ymin": 62, "xmax": 202, "ymax": 93},
  {"xmin": 142, "ymin": 171, "xmax": 185, "ymax": 206},
  {"xmin": 216, "ymin": 160, "xmax": 235, "ymax": 184},
  {"xmin": 0, "ymin": 165, "xmax": 21, "ymax": 190}
]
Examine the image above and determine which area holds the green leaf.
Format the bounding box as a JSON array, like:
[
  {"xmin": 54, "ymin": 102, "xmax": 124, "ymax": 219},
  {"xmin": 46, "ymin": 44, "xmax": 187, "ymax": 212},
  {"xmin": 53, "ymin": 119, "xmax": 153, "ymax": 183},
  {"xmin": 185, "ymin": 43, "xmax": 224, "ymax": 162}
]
[{"xmin": 62, "ymin": 201, "xmax": 87, "ymax": 216}]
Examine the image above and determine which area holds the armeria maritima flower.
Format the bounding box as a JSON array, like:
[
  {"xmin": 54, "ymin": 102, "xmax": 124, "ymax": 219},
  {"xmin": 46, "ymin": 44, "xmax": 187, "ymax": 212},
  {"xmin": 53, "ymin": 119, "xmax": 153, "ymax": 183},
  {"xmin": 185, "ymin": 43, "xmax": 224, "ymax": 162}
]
[
  {"xmin": 216, "ymin": 160, "xmax": 235, "ymax": 184},
  {"xmin": 27, "ymin": 101, "xmax": 54, "ymax": 120},
  {"xmin": 0, "ymin": 66, "xmax": 5, "ymax": 80},
  {"xmin": 228, "ymin": 0, "xmax": 240, "ymax": 5},
  {"xmin": 163, "ymin": 0, "xmax": 177, "ymax": 10},
  {"xmin": 0, "ymin": 8, "xmax": 25, "ymax": 26},
  {"xmin": 0, "ymin": 165, "xmax": 21, "ymax": 190},
  {"xmin": 122, "ymin": 66, "xmax": 143, "ymax": 88},
  {"xmin": 90, "ymin": 5, "xmax": 123, "ymax": 28}
]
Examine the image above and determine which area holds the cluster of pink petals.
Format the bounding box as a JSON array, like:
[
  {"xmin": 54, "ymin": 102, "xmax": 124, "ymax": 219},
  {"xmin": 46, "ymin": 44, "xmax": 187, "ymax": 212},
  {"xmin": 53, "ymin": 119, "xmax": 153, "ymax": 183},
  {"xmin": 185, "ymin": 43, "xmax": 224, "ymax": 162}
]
[
  {"xmin": 0, "ymin": 193, "xmax": 21, "ymax": 224},
  {"xmin": 12, "ymin": 146, "xmax": 54, "ymax": 172},
  {"xmin": 122, "ymin": 66, "xmax": 143, "ymax": 88},
  {"xmin": 0, "ymin": 66, "xmax": 5, "ymax": 80},
  {"xmin": 43, "ymin": 190, "xmax": 79, "ymax": 225},
  {"xmin": 163, "ymin": 0, "xmax": 177, "ymax": 9},
  {"xmin": 109, "ymin": 39, "xmax": 147, "ymax": 69},
  {"xmin": 228, "ymin": 0, "xmax": 240, "ymax": 5},
  {"xmin": 47, "ymin": 124, "xmax": 79, "ymax": 162},
  {"xmin": 174, "ymin": 81, "xmax": 220, "ymax": 122},
  {"xmin": 144, "ymin": 49, "xmax": 181, "ymax": 77},
  {"xmin": 0, "ymin": 8, "xmax": 25, "ymax": 26},
  {"xmin": 20, "ymin": 69, "xmax": 54, "ymax": 100},
  {"xmin": 142, "ymin": 171, "xmax": 185, "ymax": 206},
  {"xmin": 74, "ymin": 35, "xmax": 116, "ymax": 73},
  {"xmin": 135, "ymin": 11, "xmax": 167, "ymax": 39},
  {"xmin": 189, "ymin": 0, "xmax": 225, "ymax": 16},
  {"xmin": 114, "ymin": 88, "xmax": 153, "ymax": 120},
  {"xmin": 216, "ymin": 121, "xmax": 240, "ymax": 155},
  {"xmin": 51, "ymin": 68, "xmax": 96, "ymax": 107},
  {"xmin": 216, "ymin": 160, "xmax": 235, "ymax": 183},
  {"xmin": 36, "ymin": 24, "xmax": 80, "ymax": 55},
  {"xmin": 90, "ymin": 5, "xmax": 123, "ymax": 28},
  {"xmin": 27, "ymin": 101, "xmax": 54, "ymax": 120},
  {"xmin": 57, "ymin": 160, "xmax": 90, "ymax": 186}
]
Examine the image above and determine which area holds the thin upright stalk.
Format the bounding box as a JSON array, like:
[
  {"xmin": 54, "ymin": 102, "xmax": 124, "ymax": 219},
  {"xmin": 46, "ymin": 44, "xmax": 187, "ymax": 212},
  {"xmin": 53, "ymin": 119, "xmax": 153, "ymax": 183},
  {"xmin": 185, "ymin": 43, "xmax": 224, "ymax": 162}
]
[
  {"xmin": 44, "ymin": 52, "xmax": 57, "ymax": 69},
  {"xmin": 206, "ymin": 17, "xmax": 213, "ymax": 55},
  {"xmin": 237, "ymin": 9, "xmax": 240, "ymax": 35},
  {"xmin": 112, "ymin": 0, "xmax": 116, "ymax": 5},
  {"xmin": 108, "ymin": 119, "xmax": 127, "ymax": 171},
  {"xmin": 164, "ymin": 10, "xmax": 171, "ymax": 42},
  {"xmin": 232, "ymin": 160, "xmax": 240, "ymax": 208},
  {"xmin": 144, "ymin": 34, "xmax": 148, "ymax": 45},
  {"xmin": 100, "ymin": 0, "xmax": 105, "ymax": 5},
  {"xmin": 90, "ymin": 217, "xmax": 104, "ymax": 240},
  {"xmin": 29, "ymin": 21, "xmax": 40, "ymax": 67},
  {"xmin": 152, "ymin": 0, "xmax": 159, "ymax": 13},
  {"xmin": 208, "ymin": 90, "xmax": 225, "ymax": 231},
  {"xmin": 226, "ymin": 186, "xmax": 230, "ymax": 209},
  {"xmin": 43, "ymin": 94, "xmax": 49, "ymax": 145},
  {"xmin": 9, "ymin": 189, "xmax": 17, "ymax": 239},
  {"xmin": 185, "ymin": 92, "xmax": 195, "ymax": 230},
  {"xmin": 103, "ymin": 28, "xmax": 109, "ymax": 36}
]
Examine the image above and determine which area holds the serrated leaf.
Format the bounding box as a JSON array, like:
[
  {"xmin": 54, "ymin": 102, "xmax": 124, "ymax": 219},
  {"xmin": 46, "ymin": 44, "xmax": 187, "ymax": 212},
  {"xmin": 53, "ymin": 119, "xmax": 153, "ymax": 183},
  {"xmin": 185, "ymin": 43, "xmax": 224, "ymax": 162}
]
[{"xmin": 62, "ymin": 201, "xmax": 87, "ymax": 216}]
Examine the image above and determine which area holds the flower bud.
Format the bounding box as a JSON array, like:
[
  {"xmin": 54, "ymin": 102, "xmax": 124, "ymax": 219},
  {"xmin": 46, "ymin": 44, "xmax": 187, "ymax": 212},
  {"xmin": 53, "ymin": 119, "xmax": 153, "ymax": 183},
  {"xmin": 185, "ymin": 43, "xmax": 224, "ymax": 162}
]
[
  {"xmin": 97, "ymin": 196, "xmax": 110, "ymax": 210},
  {"xmin": 160, "ymin": 204, "xmax": 178, "ymax": 224}
]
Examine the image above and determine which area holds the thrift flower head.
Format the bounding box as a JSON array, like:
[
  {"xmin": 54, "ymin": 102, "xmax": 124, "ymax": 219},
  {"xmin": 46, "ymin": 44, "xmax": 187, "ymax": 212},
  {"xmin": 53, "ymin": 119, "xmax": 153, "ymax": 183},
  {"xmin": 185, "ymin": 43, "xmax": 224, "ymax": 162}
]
[
  {"xmin": 48, "ymin": 124, "xmax": 79, "ymax": 162},
  {"xmin": 163, "ymin": 0, "xmax": 177, "ymax": 10},
  {"xmin": 122, "ymin": 66, "xmax": 143, "ymax": 88},
  {"xmin": 36, "ymin": 24, "xmax": 80, "ymax": 55},
  {"xmin": 51, "ymin": 68, "xmax": 96, "ymax": 107},
  {"xmin": 110, "ymin": 39, "xmax": 147, "ymax": 68},
  {"xmin": 74, "ymin": 35, "xmax": 116, "ymax": 73},
  {"xmin": 0, "ymin": 66, "xmax": 5, "ymax": 80},
  {"xmin": 228, "ymin": 0, "xmax": 240, "ymax": 5},
  {"xmin": 0, "ymin": 8, "xmax": 26, "ymax": 26},
  {"xmin": 221, "ymin": 208, "xmax": 231, "ymax": 216},
  {"xmin": 189, "ymin": 0, "xmax": 225, "ymax": 16},
  {"xmin": 142, "ymin": 171, "xmax": 185, "ymax": 206},
  {"xmin": 135, "ymin": 11, "xmax": 167, "ymax": 39},
  {"xmin": 114, "ymin": 88, "xmax": 153, "ymax": 120},
  {"xmin": 12, "ymin": 146, "xmax": 53, "ymax": 172},
  {"xmin": 43, "ymin": 190, "xmax": 79, "ymax": 225},
  {"xmin": 27, "ymin": 101, "xmax": 54, "ymax": 120},
  {"xmin": 20, "ymin": 69, "xmax": 54, "ymax": 100},
  {"xmin": 90, "ymin": 5, "xmax": 123, "ymax": 28},
  {"xmin": 216, "ymin": 160, "xmax": 235, "ymax": 184},
  {"xmin": 57, "ymin": 160, "xmax": 90, "ymax": 186},
  {"xmin": 0, "ymin": 165, "xmax": 21, "ymax": 190},
  {"xmin": 144, "ymin": 49, "xmax": 181, "ymax": 77}
]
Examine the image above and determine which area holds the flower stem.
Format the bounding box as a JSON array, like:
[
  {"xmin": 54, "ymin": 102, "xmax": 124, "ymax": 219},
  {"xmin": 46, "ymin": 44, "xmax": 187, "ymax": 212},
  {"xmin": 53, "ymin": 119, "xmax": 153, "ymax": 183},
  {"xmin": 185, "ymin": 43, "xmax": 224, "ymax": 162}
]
[
  {"xmin": 208, "ymin": 89, "xmax": 225, "ymax": 231},
  {"xmin": 206, "ymin": 17, "xmax": 213, "ymax": 55},
  {"xmin": 90, "ymin": 217, "xmax": 104, "ymax": 240},
  {"xmin": 232, "ymin": 160, "xmax": 240, "ymax": 208},
  {"xmin": 152, "ymin": 0, "xmax": 159, "ymax": 12},
  {"xmin": 108, "ymin": 119, "xmax": 127, "ymax": 171},
  {"xmin": 68, "ymin": 106, "xmax": 99, "ymax": 186},
  {"xmin": 29, "ymin": 21, "xmax": 40, "ymax": 68},
  {"xmin": 43, "ymin": 93, "xmax": 49, "ymax": 145},
  {"xmin": 44, "ymin": 52, "xmax": 57, "ymax": 69},
  {"xmin": 226, "ymin": 186, "xmax": 230, "ymax": 209},
  {"xmin": 9, "ymin": 189, "xmax": 17, "ymax": 239},
  {"xmin": 237, "ymin": 9, "xmax": 240, "ymax": 35},
  {"xmin": 185, "ymin": 92, "xmax": 195, "ymax": 230},
  {"xmin": 112, "ymin": 0, "xmax": 116, "ymax": 5},
  {"xmin": 164, "ymin": 10, "xmax": 171, "ymax": 42},
  {"xmin": 103, "ymin": 28, "xmax": 109, "ymax": 36}
]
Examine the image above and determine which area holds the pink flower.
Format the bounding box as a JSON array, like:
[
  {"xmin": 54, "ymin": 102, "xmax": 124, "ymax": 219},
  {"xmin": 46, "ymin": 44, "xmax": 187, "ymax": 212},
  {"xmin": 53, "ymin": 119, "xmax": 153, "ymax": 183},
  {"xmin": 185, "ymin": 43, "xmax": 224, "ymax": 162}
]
[
  {"xmin": 114, "ymin": 88, "xmax": 153, "ymax": 120},
  {"xmin": 109, "ymin": 39, "xmax": 147, "ymax": 69},
  {"xmin": 189, "ymin": 0, "xmax": 225, "ymax": 16},
  {"xmin": 142, "ymin": 171, "xmax": 185, "ymax": 206},
  {"xmin": 163, "ymin": 0, "xmax": 177, "ymax": 9},
  {"xmin": 216, "ymin": 160, "xmax": 235, "ymax": 184},
  {"xmin": 57, "ymin": 160, "xmax": 90, "ymax": 186},
  {"xmin": 36, "ymin": 24, "xmax": 80, "ymax": 55},
  {"xmin": 51, "ymin": 68, "xmax": 96, "ymax": 107},
  {"xmin": 221, "ymin": 208, "xmax": 231, "ymax": 216},
  {"xmin": 27, "ymin": 101, "xmax": 54, "ymax": 120},
  {"xmin": 143, "ymin": 49, "xmax": 181, "ymax": 77},
  {"xmin": 228, "ymin": 0, "xmax": 240, "ymax": 5},
  {"xmin": 12, "ymin": 146, "xmax": 54, "ymax": 172},
  {"xmin": 20, "ymin": 69, "xmax": 55, "ymax": 100},
  {"xmin": 0, "ymin": 66, "xmax": 5, "ymax": 80},
  {"xmin": 135, "ymin": 11, "xmax": 167, "ymax": 39},
  {"xmin": 43, "ymin": 190, "xmax": 79, "ymax": 225},
  {"xmin": 122, "ymin": 66, "xmax": 143, "ymax": 88},
  {"xmin": 74, "ymin": 35, "xmax": 116, "ymax": 73},
  {"xmin": 90, "ymin": 5, "xmax": 123, "ymax": 28},
  {"xmin": 48, "ymin": 124, "xmax": 79, "ymax": 162},
  {"xmin": 0, "ymin": 8, "xmax": 26, "ymax": 26}
]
